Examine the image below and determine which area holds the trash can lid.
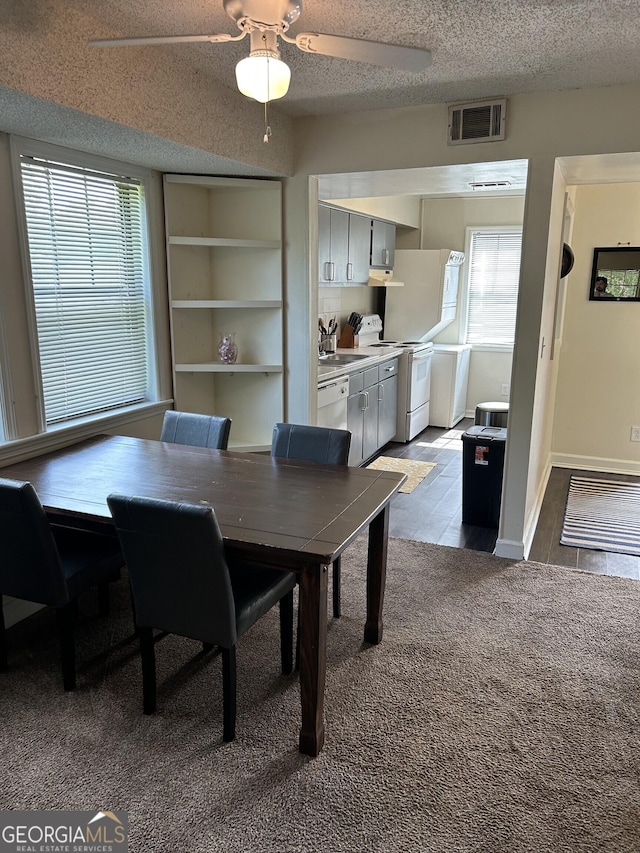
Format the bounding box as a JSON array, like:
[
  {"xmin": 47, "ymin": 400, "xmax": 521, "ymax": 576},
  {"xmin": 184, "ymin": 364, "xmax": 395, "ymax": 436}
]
[
  {"xmin": 475, "ymin": 401, "xmax": 510, "ymax": 412},
  {"xmin": 463, "ymin": 425, "xmax": 508, "ymax": 441}
]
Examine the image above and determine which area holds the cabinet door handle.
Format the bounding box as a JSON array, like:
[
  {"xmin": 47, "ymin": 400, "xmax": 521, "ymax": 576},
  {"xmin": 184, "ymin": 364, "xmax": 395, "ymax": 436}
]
[
  {"xmin": 360, "ymin": 391, "xmax": 369, "ymax": 411},
  {"xmin": 324, "ymin": 261, "xmax": 336, "ymax": 281},
  {"xmin": 346, "ymin": 262, "xmax": 353, "ymax": 281},
  {"xmin": 378, "ymin": 384, "xmax": 384, "ymax": 402},
  {"xmin": 382, "ymin": 248, "xmax": 389, "ymax": 266}
]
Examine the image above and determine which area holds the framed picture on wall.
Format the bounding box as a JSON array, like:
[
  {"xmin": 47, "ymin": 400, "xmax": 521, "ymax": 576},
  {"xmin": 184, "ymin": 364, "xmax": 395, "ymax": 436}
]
[{"xmin": 589, "ymin": 247, "xmax": 640, "ymax": 301}]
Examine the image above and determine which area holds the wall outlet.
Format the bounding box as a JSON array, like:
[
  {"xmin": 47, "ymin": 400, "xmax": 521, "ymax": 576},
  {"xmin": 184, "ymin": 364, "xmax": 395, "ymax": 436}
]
[
  {"xmin": 501, "ymin": 384, "xmax": 509, "ymax": 396},
  {"xmin": 631, "ymin": 426, "xmax": 640, "ymax": 442}
]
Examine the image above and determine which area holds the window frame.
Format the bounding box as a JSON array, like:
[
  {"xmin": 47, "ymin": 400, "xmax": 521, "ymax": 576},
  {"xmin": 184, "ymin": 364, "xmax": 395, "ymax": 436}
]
[
  {"xmin": 2, "ymin": 136, "xmax": 171, "ymax": 456},
  {"xmin": 461, "ymin": 225, "xmax": 523, "ymax": 351}
]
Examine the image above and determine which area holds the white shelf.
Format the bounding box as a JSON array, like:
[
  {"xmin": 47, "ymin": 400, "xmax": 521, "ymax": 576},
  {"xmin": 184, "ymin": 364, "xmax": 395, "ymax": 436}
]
[
  {"xmin": 169, "ymin": 236, "xmax": 280, "ymax": 249},
  {"xmin": 171, "ymin": 300, "xmax": 282, "ymax": 309},
  {"xmin": 174, "ymin": 363, "xmax": 282, "ymax": 373},
  {"xmin": 164, "ymin": 175, "xmax": 284, "ymax": 450}
]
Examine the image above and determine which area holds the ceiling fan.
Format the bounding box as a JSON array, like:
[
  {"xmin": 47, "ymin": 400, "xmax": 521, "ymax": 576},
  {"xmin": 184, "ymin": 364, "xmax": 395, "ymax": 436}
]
[{"xmin": 90, "ymin": 0, "xmax": 432, "ymax": 106}]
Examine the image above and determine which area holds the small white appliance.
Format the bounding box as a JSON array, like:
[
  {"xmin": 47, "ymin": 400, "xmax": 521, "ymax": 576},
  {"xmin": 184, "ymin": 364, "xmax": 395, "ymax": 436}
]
[
  {"xmin": 384, "ymin": 249, "xmax": 465, "ymax": 342},
  {"xmin": 369, "ymin": 339, "xmax": 433, "ymax": 442},
  {"xmin": 317, "ymin": 374, "xmax": 349, "ymax": 430},
  {"xmin": 429, "ymin": 344, "xmax": 472, "ymax": 428}
]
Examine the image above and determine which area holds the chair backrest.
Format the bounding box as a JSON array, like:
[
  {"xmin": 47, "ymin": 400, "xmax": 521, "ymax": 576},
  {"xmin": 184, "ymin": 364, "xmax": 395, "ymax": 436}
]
[
  {"xmin": 107, "ymin": 494, "xmax": 237, "ymax": 647},
  {"xmin": 271, "ymin": 423, "xmax": 351, "ymax": 466},
  {"xmin": 160, "ymin": 411, "xmax": 232, "ymax": 450},
  {"xmin": 0, "ymin": 478, "xmax": 68, "ymax": 607}
]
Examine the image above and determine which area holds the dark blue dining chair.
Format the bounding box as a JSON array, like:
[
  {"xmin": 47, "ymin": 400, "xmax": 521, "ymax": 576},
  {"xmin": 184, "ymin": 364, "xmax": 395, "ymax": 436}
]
[
  {"xmin": 160, "ymin": 410, "xmax": 232, "ymax": 450},
  {"xmin": 0, "ymin": 477, "xmax": 123, "ymax": 691},
  {"xmin": 271, "ymin": 423, "xmax": 351, "ymax": 619},
  {"xmin": 107, "ymin": 493, "xmax": 295, "ymax": 742}
]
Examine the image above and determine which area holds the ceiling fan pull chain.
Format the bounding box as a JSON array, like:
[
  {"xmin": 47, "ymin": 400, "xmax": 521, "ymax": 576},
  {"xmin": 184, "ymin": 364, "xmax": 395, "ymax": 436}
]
[
  {"xmin": 263, "ymin": 48, "xmax": 272, "ymax": 142},
  {"xmin": 263, "ymin": 101, "xmax": 272, "ymax": 143}
]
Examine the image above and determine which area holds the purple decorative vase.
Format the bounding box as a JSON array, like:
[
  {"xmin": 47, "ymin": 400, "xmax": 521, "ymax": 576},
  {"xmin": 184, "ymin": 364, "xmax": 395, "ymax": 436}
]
[{"xmin": 217, "ymin": 333, "xmax": 238, "ymax": 365}]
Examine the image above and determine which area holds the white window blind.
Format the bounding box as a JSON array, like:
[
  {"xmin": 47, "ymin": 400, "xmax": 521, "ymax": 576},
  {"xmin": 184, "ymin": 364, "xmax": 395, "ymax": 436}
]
[
  {"xmin": 465, "ymin": 229, "xmax": 522, "ymax": 346},
  {"xmin": 19, "ymin": 157, "xmax": 150, "ymax": 425}
]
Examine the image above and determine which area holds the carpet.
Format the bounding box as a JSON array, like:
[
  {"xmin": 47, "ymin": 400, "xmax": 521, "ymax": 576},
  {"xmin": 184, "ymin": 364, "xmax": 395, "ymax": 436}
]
[
  {"xmin": 2, "ymin": 541, "xmax": 640, "ymax": 852},
  {"xmin": 366, "ymin": 456, "xmax": 436, "ymax": 492},
  {"xmin": 560, "ymin": 475, "xmax": 640, "ymax": 555}
]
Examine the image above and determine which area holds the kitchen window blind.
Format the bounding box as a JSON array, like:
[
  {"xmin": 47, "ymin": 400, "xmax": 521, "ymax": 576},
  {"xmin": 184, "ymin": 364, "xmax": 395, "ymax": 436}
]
[
  {"xmin": 465, "ymin": 229, "xmax": 522, "ymax": 346},
  {"xmin": 19, "ymin": 156, "xmax": 150, "ymax": 425}
]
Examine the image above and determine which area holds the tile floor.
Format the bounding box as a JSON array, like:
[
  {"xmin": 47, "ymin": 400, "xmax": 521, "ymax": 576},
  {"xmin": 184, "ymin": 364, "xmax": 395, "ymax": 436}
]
[{"xmin": 379, "ymin": 418, "xmax": 640, "ymax": 580}]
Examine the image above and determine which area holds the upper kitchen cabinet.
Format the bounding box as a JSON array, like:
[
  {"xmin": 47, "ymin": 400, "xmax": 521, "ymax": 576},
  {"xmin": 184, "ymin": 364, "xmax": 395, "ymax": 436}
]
[
  {"xmin": 370, "ymin": 219, "xmax": 396, "ymax": 269},
  {"xmin": 163, "ymin": 175, "xmax": 283, "ymax": 452},
  {"xmin": 318, "ymin": 204, "xmax": 370, "ymax": 285}
]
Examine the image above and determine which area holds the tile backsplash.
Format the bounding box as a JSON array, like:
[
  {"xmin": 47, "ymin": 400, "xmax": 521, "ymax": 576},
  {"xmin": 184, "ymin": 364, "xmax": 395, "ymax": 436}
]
[{"xmin": 318, "ymin": 286, "xmax": 378, "ymax": 337}]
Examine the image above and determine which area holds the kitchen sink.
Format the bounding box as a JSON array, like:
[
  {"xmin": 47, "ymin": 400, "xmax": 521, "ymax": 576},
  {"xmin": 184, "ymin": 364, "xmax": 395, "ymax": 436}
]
[{"xmin": 318, "ymin": 353, "xmax": 370, "ymax": 364}]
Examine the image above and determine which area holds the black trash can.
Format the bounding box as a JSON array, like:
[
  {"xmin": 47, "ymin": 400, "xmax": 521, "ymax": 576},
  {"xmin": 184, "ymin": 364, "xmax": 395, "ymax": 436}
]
[{"xmin": 461, "ymin": 426, "xmax": 508, "ymax": 528}]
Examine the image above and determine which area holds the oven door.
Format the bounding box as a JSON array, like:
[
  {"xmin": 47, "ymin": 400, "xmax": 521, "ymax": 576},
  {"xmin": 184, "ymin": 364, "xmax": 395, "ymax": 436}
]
[{"xmin": 407, "ymin": 350, "xmax": 432, "ymax": 412}]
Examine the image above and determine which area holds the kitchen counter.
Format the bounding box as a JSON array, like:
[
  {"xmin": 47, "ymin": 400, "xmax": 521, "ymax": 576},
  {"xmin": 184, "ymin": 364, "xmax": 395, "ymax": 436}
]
[{"xmin": 317, "ymin": 345, "xmax": 403, "ymax": 381}]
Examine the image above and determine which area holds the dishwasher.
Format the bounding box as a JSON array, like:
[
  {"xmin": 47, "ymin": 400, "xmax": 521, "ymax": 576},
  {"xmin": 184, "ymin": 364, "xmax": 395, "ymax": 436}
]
[{"xmin": 317, "ymin": 375, "xmax": 349, "ymax": 430}]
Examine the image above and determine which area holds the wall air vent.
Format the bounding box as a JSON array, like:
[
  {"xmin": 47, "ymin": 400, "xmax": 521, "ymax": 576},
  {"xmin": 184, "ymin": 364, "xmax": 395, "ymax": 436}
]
[
  {"xmin": 469, "ymin": 180, "xmax": 512, "ymax": 190},
  {"xmin": 448, "ymin": 98, "xmax": 506, "ymax": 145}
]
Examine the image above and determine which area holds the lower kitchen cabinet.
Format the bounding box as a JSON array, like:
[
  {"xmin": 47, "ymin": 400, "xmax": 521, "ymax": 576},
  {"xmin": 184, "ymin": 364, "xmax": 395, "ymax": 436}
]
[{"xmin": 347, "ymin": 358, "xmax": 398, "ymax": 466}]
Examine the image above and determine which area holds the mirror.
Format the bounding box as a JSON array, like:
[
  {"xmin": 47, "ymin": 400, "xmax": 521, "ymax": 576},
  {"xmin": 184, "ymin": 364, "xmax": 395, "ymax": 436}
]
[{"xmin": 589, "ymin": 247, "xmax": 640, "ymax": 301}]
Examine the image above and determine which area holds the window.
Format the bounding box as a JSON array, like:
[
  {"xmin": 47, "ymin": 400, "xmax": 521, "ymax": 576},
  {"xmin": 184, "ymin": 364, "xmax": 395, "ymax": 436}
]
[
  {"xmin": 15, "ymin": 148, "xmax": 155, "ymax": 427},
  {"xmin": 464, "ymin": 228, "xmax": 522, "ymax": 346}
]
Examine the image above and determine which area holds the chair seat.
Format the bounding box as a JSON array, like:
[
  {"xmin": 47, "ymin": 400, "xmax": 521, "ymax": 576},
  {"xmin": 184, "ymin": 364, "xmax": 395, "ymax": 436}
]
[
  {"xmin": 54, "ymin": 527, "xmax": 123, "ymax": 603},
  {"xmin": 229, "ymin": 564, "xmax": 296, "ymax": 637},
  {"xmin": 0, "ymin": 478, "xmax": 123, "ymax": 691}
]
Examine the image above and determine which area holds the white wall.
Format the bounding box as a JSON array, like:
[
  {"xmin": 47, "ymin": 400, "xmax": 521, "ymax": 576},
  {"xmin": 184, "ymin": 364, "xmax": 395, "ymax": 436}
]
[
  {"xmin": 420, "ymin": 196, "xmax": 525, "ymax": 414},
  {"xmin": 290, "ymin": 83, "xmax": 640, "ymax": 557},
  {"xmin": 324, "ymin": 196, "xmax": 421, "ymax": 228},
  {"xmin": 551, "ymin": 182, "xmax": 640, "ymax": 474}
]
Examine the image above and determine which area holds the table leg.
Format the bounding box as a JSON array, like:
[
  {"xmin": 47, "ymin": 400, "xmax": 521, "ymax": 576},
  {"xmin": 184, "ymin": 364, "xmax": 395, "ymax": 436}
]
[
  {"xmin": 297, "ymin": 560, "xmax": 328, "ymax": 756},
  {"xmin": 365, "ymin": 505, "xmax": 389, "ymax": 644}
]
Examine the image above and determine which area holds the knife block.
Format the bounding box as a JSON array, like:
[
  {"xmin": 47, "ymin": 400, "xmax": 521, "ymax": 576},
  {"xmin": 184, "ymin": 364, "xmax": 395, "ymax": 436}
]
[{"xmin": 337, "ymin": 325, "xmax": 359, "ymax": 348}]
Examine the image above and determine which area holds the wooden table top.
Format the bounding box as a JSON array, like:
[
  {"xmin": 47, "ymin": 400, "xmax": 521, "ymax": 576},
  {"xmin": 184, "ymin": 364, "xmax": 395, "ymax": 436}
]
[{"xmin": 0, "ymin": 434, "xmax": 405, "ymax": 567}]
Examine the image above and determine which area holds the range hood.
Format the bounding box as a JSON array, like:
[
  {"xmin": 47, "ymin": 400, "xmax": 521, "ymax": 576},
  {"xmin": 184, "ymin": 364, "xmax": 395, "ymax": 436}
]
[{"xmin": 367, "ymin": 269, "xmax": 404, "ymax": 287}]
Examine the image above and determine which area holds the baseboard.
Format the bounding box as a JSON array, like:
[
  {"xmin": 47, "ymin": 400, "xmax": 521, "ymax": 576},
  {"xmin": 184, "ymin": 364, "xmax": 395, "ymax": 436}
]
[
  {"xmin": 494, "ymin": 538, "xmax": 525, "ymax": 559},
  {"xmin": 550, "ymin": 453, "xmax": 640, "ymax": 477},
  {"xmin": 521, "ymin": 457, "xmax": 553, "ymax": 559}
]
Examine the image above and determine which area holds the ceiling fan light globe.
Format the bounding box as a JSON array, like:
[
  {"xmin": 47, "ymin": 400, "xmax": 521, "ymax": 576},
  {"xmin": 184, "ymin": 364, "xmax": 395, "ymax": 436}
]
[{"xmin": 235, "ymin": 53, "xmax": 291, "ymax": 102}]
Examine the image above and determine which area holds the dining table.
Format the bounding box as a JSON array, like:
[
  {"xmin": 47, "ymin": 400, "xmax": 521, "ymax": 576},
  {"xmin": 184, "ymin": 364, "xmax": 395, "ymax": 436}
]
[{"xmin": 0, "ymin": 433, "xmax": 405, "ymax": 756}]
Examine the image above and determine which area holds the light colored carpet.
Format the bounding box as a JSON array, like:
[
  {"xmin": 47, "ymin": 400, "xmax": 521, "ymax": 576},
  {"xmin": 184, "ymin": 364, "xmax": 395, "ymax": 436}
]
[
  {"xmin": 2, "ymin": 540, "xmax": 640, "ymax": 852},
  {"xmin": 366, "ymin": 456, "xmax": 436, "ymax": 492},
  {"xmin": 561, "ymin": 475, "xmax": 640, "ymax": 555}
]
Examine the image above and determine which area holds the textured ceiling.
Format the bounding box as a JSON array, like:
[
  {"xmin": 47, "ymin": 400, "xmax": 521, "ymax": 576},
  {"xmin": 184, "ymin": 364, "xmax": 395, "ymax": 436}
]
[
  {"xmin": 86, "ymin": 0, "xmax": 640, "ymax": 117},
  {"xmin": 3, "ymin": 0, "xmax": 640, "ymax": 189}
]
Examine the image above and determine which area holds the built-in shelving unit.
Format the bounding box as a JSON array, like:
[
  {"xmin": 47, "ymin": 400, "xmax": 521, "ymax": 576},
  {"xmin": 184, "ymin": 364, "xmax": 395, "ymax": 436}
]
[{"xmin": 163, "ymin": 175, "xmax": 283, "ymax": 451}]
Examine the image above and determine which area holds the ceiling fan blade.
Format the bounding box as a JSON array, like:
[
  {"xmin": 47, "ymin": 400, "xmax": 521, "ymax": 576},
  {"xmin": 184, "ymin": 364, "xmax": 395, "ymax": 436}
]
[
  {"xmin": 292, "ymin": 32, "xmax": 431, "ymax": 72},
  {"xmin": 89, "ymin": 32, "xmax": 243, "ymax": 48}
]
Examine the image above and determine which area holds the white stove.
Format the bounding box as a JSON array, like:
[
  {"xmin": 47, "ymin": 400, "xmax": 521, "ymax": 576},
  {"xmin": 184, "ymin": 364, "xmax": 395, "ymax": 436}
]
[{"xmin": 371, "ymin": 340, "xmax": 433, "ymax": 442}]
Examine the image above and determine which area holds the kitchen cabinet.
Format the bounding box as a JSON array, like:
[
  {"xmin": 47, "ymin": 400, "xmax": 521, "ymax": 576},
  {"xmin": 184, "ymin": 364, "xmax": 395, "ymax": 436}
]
[
  {"xmin": 163, "ymin": 175, "xmax": 283, "ymax": 452},
  {"xmin": 370, "ymin": 219, "xmax": 396, "ymax": 269},
  {"xmin": 318, "ymin": 205, "xmax": 370, "ymax": 285},
  {"xmin": 347, "ymin": 358, "xmax": 398, "ymax": 465},
  {"xmin": 377, "ymin": 362, "xmax": 399, "ymax": 446}
]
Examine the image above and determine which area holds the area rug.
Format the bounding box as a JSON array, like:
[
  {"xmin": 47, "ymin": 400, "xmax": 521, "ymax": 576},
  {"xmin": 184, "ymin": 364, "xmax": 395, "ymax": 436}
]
[
  {"xmin": 560, "ymin": 475, "xmax": 640, "ymax": 555},
  {"xmin": 366, "ymin": 456, "xmax": 436, "ymax": 493}
]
